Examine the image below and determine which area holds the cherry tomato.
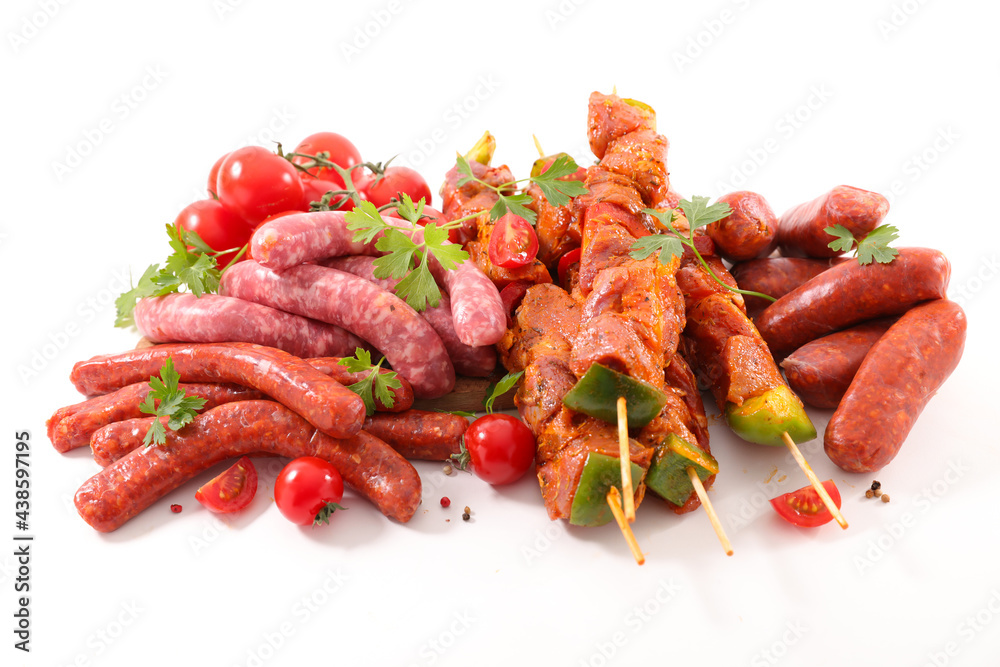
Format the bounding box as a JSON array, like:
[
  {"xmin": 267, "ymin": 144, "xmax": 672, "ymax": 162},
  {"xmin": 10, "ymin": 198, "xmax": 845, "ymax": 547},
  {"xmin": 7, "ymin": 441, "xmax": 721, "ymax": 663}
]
[
  {"xmin": 216, "ymin": 146, "xmax": 305, "ymax": 226},
  {"xmin": 556, "ymin": 247, "xmax": 581, "ymax": 287},
  {"xmin": 462, "ymin": 414, "xmax": 535, "ymax": 485},
  {"xmin": 207, "ymin": 152, "xmax": 229, "ymax": 198},
  {"xmin": 488, "ymin": 212, "xmax": 539, "ymax": 268},
  {"xmin": 770, "ymin": 480, "xmax": 842, "ymax": 528},
  {"xmin": 499, "ymin": 280, "xmax": 531, "ymax": 327},
  {"xmin": 300, "ymin": 176, "xmax": 353, "ymax": 211},
  {"xmin": 274, "ymin": 457, "xmax": 345, "ymax": 526},
  {"xmin": 175, "ymin": 199, "xmax": 251, "ymax": 267},
  {"xmin": 365, "ymin": 166, "xmax": 433, "ymax": 208},
  {"xmin": 291, "ymin": 132, "xmax": 362, "ymax": 187},
  {"xmin": 195, "ymin": 456, "xmax": 258, "ymax": 513}
]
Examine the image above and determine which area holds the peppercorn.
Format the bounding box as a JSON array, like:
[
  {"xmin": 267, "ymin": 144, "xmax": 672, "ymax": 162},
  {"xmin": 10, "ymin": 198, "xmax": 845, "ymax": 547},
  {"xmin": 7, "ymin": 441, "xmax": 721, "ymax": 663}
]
[
  {"xmin": 870, "ymin": 480, "xmax": 881, "ymax": 491},
  {"xmin": 443, "ymin": 464, "xmax": 453, "ymax": 476},
  {"xmin": 874, "ymin": 488, "xmax": 883, "ymax": 498},
  {"xmin": 464, "ymin": 505, "xmax": 471, "ymax": 515},
  {"xmin": 881, "ymin": 494, "xmax": 890, "ymax": 503},
  {"xmin": 865, "ymin": 489, "xmax": 874, "ymax": 499},
  {"xmin": 440, "ymin": 497, "xmax": 451, "ymax": 508},
  {"xmin": 462, "ymin": 512, "xmax": 471, "ymax": 521}
]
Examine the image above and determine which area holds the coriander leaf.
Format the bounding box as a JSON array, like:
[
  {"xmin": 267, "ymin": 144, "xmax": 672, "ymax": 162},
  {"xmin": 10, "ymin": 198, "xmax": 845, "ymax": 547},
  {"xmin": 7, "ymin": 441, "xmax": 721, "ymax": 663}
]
[
  {"xmin": 629, "ymin": 234, "xmax": 684, "ymax": 265},
  {"xmin": 138, "ymin": 357, "xmax": 207, "ymax": 446},
  {"xmin": 489, "ymin": 197, "xmax": 507, "ymax": 220},
  {"xmin": 177, "ymin": 226, "xmax": 215, "ymax": 256},
  {"xmin": 166, "ymin": 250, "xmax": 220, "ymax": 297},
  {"xmin": 498, "ymin": 193, "xmax": 536, "ymax": 225},
  {"xmin": 533, "ymin": 177, "xmax": 588, "ymax": 209},
  {"xmin": 338, "ymin": 349, "xmax": 401, "ymax": 415},
  {"xmin": 115, "ymin": 264, "xmax": 162, "ymax": 327},
  {"xmin": 337, "ymin": 347, "xmax": 374, "ymax": 372},
  {"xmin": 825, "ymin": 224, "xmax": 857, "ymax": 254},
  {"xmin": 856, "ymin": 224, "xmax": 900, "ymax": 265},
  {"xmin": 455, "ymin": 155, "xmax": 475, "ymax": 187},
  {"xmin": 533, "ymin": 154, "xmax": 580, "ymax": 181},
  {"xmin": 394, "ymin": 262, "xmax": 441, "ymax": 311},
  {"xmin": 422, "ymin": 222, "xmax": 469, "ymax": 271},
  {"xmin": 346, "ymin": 200, "xmax": 391, "ymax": 244},
  {"xmin": 678, "ymin": 196, "xmax": 731, "ymax": 231},
  {"xmin": 483, "ymin": 371, "xmax": 524, "ymax": 413},
  {"xmin": 345, "ymin": 376, "xmax": 377, "ymax": 416},
  {"xmin": 392, "ymin": 193, "xmax": 424, "ymax": 224},
  {"xmin": 373, "ymin": 229, "xmax": 419, "ymax": 280}
]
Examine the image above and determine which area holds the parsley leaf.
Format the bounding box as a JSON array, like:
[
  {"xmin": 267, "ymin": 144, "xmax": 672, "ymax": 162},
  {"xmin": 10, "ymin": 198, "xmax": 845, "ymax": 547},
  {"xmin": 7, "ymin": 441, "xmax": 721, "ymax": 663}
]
[
  {"xmin": 530, "ymin": 155, "xmax": 588, "ymax": 208},
  {"xmin": 346, "ymin": 200, "xmax": 393, "ymax": 244},
  {"xmin": 490, "ymin": 192, "xmax": 537, "ymax": 225},
  {"xmin": 629, "ymin": 234, "xmax": 685, "ymax": 265},
  {"xmin": 825, "ymin": 224, "xmax": 857, "ymax": 254},
  {"xmin": 483, "ymin": 371, "xmax": 524, "ymax": 413},
  {"xmin": 678, "ymin": 196, "xmax": 732, "ymax": 231},
  {"xmin": 856, "ymin": 225, "xmax": 900, "ymax": 265},
  {"xmin": 338, "ymin": 348, "xmax": 402, "ymax": 416},
  {"xmin": 138, "ymin": 357, "xmax": 207, "ymax": 446}
]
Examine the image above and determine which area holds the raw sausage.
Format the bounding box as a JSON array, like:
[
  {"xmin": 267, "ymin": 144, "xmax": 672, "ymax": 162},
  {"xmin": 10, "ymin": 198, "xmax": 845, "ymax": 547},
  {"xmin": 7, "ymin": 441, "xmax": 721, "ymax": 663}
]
[
  {"xmin": 706, "ymin": 191, "xmax": 778, "ymax": 263},
  {"xmin": 362, "ymin": 410, "xmax": 468, "ymax": 461},
  {"xmin": 780, "ymin": 319, "xmax": 896, "ymax": 409},
  {"xmin": 134, "ymin": 293, "xmax": 368, "ymax": 359},
  {"xmin": 69, "ymin": 342, "xmax": 366, "ymax": 439},
  {"xmin": 79, "ymin": 400, "xmax": 421, "ymax": 530},
  {"xmin": 777, "ymin": 185, "xmax": 889, "ymax": 258},
  {"xmin": 755, "ymin": 248, "xmax": 951, "ymax": 358},
  {"xmin": 824, "ymin": 300, "xmax": 966, "ymax": 472},
  {"xmin": 220, "ymin": 261, "xmax": 455, "ymax": 398},
  {"xmin": 322, "ymin": 256, "xmax": 497, "ymax": 377},
  {"xmin": 730, "ymin": 257, "xmax": 848, "ymax": 316}
]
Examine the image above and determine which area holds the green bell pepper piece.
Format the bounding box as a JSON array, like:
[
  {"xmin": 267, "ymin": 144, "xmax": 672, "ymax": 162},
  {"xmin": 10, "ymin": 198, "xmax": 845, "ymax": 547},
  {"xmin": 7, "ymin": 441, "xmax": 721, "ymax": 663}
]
[
  {"xmin": 645, "ymin": 434, "xmax": 718, "ymax": 506},
  {"xmin": 569, "ymin": 452, "xmax": 645, "ymax": 527},
  {"xmin": 562, "ymin": 364, "xmax": 667, "ymax": 429},
  {"xmin": 725, "ymin": 385, "xmax": 817, "ymax": 447}
]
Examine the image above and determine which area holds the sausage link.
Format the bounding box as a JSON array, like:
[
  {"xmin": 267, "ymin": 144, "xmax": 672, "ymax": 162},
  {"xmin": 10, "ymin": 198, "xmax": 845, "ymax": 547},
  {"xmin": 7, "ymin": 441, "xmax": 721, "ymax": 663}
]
[
  {"xmin": 824, "ymin": 300, "xmax": 966, "ymax": 472},
  {"xmin": 220, "ymin": 261, "xmax": 455, "ymax": 398},
  {"xmin": 362, "ymin": 410, "xmax": 468, "ymax": 461},
  {"xmin": 49, "ymin": 382, "xmax": 263, "ymax": 453},
  {"xmin": 134, "ymin": 293, "xmax": 367, "ymax": 358},
  {"xmin": 780, "ymin": 319, "xmax": 896, "ymax": 409},
  {"xmin": 777, "ymin": 185, "xmax": 889, "ymax": 258},
  {"xmin": 730, "ymin": 257, "xmax": 848, "ymax": 316},
  {"xmin": 322, "ymin": 256, "xmax": 497, "ymax": 377},
  {"xmin": 706, "ymin": 191, "xmax": 778, "ymax": 263},
  {"xmin": 79, "ymin": 401, "xmax": 421, "ymax": 530},
  {"xmin": 69, "ymin": 342, "xmax": 365, "ymax": 439},
  {"xmin": 755, "ymin": 248, "xmax": 951, "ymax": 358}
]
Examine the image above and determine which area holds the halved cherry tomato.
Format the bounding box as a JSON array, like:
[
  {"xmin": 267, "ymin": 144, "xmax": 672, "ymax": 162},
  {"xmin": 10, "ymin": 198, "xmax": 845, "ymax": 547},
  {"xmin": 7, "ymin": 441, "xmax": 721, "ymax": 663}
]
[
  {"xmin": 195, "ymin": 456, "xmax": 258, "ymax": 513},
  {"xmin": 175, "ymin": 199, "xmax": 251, "ymax": 267},
  {"xmin": 216, "ymin": 146, "xmax": 305, "ymax": 226},
  {"xmin": 488, "ymin": 212, "xmax": 539, "ymax": 268},
  {"xmin": 274, "ymin": 457, "xmax": 345, "ymax": 526},
  {"xmin": 364, "ymin": 166, "xmax": 433, "ymax": 207},
  {"xmin": 557, "ymin": 247, "xmax": 581, "ymax": 287},
  {"xmin": 290, "ymin": 132, "xmax": 361, "ymax": 187},
  {"xmin": 460, "ymin": 414, "xmax": 535, "ymax": 486},
  {"xmin": 770, "ymin": 479, "xmax": 842, "ymax": 528}
]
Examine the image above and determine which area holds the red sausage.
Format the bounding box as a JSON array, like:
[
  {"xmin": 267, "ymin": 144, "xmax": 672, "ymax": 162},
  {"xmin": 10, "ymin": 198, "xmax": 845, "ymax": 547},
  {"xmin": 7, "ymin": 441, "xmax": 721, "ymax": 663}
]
[
  {"xmin": 824, "ymin": 300, "xmax": 966, "ymax": 472},
  {"xmin": 362, "ymin": 410, "xmax": 469, "ymax": 461},
  {"xmin": 777, "ymin": 185, "xmax": 889, "ymax": 258},
  {"xmin": 780, "ymin": 319, "xmax": 896, "ymax": 409},
  {"xmin": 730, "ymin": 257, "xmax": 849, "ymax": 316},
  {"xmin": 322, "ymin": 256, "xmax": 497, "ymax": 377},
  {"xmin": 48, "ymin": 382, "xmax": 264, "ymax": 453},
  {"xmin": 706, "ymin": 191, "xmax": 778, "ymax": 263},
  {"xmin": 220, "ymin": 261, "xmax": 455, "ymax": 398},
  {"xmin": 69, "ymin": 343, "xmax": 365, "ymax": 439},
  {"xmin": 79, "ymin": 401, "xmax": 421, "ymax": 530},
  {"xmin": 755, "ymin": 248, "xmax": 951, "ymax": 358},
  {"xmin": 133, "ymin": 293, "xmax": 368, "ymax": 359}
]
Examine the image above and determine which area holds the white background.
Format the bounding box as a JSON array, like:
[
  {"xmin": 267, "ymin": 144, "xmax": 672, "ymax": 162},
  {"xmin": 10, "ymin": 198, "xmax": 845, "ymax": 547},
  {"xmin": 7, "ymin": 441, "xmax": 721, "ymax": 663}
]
[{"xmin": 3, "ymin": 1, "xmax": 999, "ymax": 665}]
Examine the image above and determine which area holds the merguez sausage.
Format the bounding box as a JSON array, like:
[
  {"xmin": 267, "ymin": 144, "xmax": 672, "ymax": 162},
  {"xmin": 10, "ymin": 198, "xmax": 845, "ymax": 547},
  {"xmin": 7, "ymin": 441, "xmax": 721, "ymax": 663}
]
[
  {"xmin": 706, "ymin": 191, "xmax": 778, "ymax": 263},
  {"xmin": 780, "ymin": 319, "xmax": 896, "ymax": 409},
  {"xmin": 824, "ymin": 300, "xmax": 966, "ymax": 472},
  {"xmin": 69, "ymin": 342, "xmax": 366, "ymax": 439},
  {"xmin": 134, "ymin": 293, "xmax": 368, "ymax": 359},
  {"xmin": 730, "ymin": 257, "xmax": 849, "ymax": 316},
  {"xmin": 777, "ymin": 185, "xmax": 889, "ymax": 258},
  {"xmin": 322, "ymin": 256, "xmax": 497, "ymax": 377},
  {"xmin": 362, "ymin": 410, "xmax": 468, "ymax": 461},
  {"xmin": 78, "ymin": 401, "xmax": 422, "ymax": 530},
  {"xmin": 220, "ymin": 261, "xmax": 456, "ymax": 398},
  {"xmin": 755, "ymin": 248, "xmax": 951, "ymax": 358}
]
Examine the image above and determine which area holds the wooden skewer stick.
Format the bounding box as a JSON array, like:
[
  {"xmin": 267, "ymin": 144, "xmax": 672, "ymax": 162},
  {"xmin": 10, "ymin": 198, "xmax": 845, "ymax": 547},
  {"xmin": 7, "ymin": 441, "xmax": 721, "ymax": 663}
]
[
  {"xmin": 607, "ymin": 486, "xmax": 644, "ymax": 565},
  {"xmin": 781, "ymin": 431, "xmax": 848, "ymax": 529},
  {"xmin": 616, "ymin": 397, "xmax": 635, "ymax": 522},
  {"xmin": 532, "ymin": 134, "xmax": 545, "ymax": 158},
  {"xmin": 686, "ymin": 467, "xmax": 733, "ymax": 556}
]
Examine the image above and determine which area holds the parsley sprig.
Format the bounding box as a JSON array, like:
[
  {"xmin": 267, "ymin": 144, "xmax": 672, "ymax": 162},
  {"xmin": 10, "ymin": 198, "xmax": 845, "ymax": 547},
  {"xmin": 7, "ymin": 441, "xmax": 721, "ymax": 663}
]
[
  {"xmin": 139, "ymin": 358, "xmax": 207, "ymax": 446},
  {"xmin": 115, "ymin": 224, "xmax": 246, "ymax": 328},
  {"xmin": 825, "ymin": 224, "xmax": 900, "ymax": 265},
  {"xmin": 454, "ymin": 153, "xmax": 588, "ymax": 226},
  {"xmin": 630, "ymin": 196, "xmax": 778, "ymax": 304},
  {"xmin": 344, "ymin": 196, "xmax": 469, "ymax": 311},
  {"xmin": 451, "ymin": 370, "xmax": 525, "ymax": 471},
  {"xmin": 337, "ymin": 348, "xmax": 403, "ymax": 416}
]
